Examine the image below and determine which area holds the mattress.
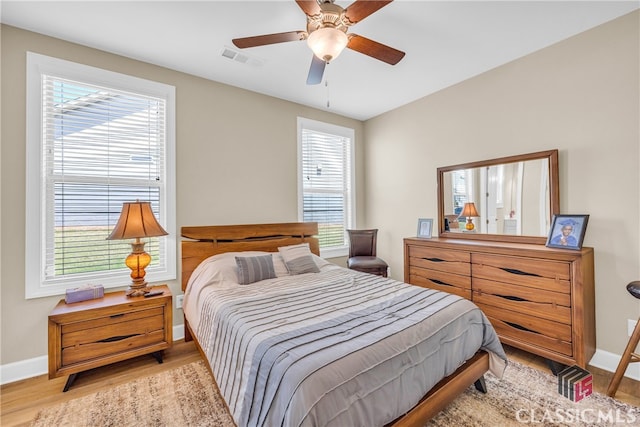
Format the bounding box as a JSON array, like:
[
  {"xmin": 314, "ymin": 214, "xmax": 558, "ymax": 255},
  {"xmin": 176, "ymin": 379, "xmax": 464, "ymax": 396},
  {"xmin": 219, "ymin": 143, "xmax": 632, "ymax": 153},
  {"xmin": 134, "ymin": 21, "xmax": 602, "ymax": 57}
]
[{"xmin": 184, "ymin": 252, "xmax": 507, "ymax": 427}]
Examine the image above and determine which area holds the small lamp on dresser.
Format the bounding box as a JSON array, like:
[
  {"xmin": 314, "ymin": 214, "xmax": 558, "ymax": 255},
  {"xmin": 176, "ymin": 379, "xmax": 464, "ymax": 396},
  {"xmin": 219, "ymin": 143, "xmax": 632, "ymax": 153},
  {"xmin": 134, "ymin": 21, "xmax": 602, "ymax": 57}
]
[
  {"xmin": 459, "ymin": 202, "xmax": 480, "ymax": 231},
  {"xmin": 107, "ymin": 200, "xmax": 168, "ymax": 297}
]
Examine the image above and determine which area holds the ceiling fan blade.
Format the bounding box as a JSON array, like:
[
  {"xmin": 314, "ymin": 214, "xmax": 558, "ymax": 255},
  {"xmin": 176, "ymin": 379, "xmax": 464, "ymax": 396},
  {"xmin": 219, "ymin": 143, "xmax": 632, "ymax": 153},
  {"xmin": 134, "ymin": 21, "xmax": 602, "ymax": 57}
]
[
  {"xmin": 232, "ymin": 31, "xmax": 306, "ymax": 49},
  {"xmin": 296, "ymin": 0, "xmax": 321, "ymax": 17},
  {"xmin": 347, "ymin": 34, "xmax": 405, "ymax": 65},
  {"xmin": 307, "ymin": 55, "xmax": 326, "ymax": 85},
  {"xmin": 343, "ymin": 1, "xmax": 393, "ymax": 25}
]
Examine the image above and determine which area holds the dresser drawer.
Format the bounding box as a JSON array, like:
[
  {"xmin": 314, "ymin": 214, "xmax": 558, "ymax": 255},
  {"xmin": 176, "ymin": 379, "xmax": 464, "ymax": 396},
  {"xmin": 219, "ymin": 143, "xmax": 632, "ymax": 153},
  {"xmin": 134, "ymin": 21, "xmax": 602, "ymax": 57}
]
[
  {"xmin": 408, "ymin": 246, "xmax": 470, "ymax": 276},
  {"xmin": 473, "ymin": 278, "xmax": 571, "ymax": 324},
  {"xmin": 409, "ymin": 267, "xmax": 471, "ymax": 299},
  {"xmin": 478, "ymin": 304, "xmax": 573, "ymax": 356},
  {"xmin": 472, "ymin": 253, "xmax": 570, "ymax": 293}
]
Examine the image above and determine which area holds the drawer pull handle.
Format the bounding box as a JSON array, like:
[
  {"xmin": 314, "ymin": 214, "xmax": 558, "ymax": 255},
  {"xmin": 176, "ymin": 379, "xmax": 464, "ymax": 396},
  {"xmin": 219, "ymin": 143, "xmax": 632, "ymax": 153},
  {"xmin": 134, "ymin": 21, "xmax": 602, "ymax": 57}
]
[
  {"xmin": 431, "ymin": 279, "xmax": 452, "ymax": 287},
  {"xmin": 505, "ymin": 321, "xmax": 538, "ymax": 334},
  {"xmin": 110, "ymin": 314, "xmax": 125, "ymax": 318},
  {"xmin": 496, "ymin": 294, "xmax": 527, "ymax": 302},
  {"xmin": 500, "ymin": 267, "xmax": 541, "ymax": 277},
  {"xmin": 97, "ymin": 334, "xmax": 137, "ymax": 343},
  {"xmin": 424, "ymin": 257, "xmax": 445, "ymax": 263}
]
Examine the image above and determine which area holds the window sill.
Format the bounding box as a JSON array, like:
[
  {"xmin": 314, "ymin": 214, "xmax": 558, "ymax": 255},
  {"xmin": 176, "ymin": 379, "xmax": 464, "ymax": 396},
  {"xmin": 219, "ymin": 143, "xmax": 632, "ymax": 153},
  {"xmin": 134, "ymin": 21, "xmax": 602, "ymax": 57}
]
[
  {"xmin": 319, "ymin": 246, "xmax": 348, "ymax": 259},
  {"xmin": 26, "ymin": 269, "xmax": 176, "ymax": 299}
]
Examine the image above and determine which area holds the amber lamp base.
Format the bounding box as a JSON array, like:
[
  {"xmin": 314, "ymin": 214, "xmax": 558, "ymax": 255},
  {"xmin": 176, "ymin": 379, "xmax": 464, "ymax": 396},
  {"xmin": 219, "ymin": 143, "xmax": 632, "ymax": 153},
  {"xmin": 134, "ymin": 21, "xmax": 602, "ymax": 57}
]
[{"xmin": 125, "ymin": 240, "xmax": 152, "ymax": 297}]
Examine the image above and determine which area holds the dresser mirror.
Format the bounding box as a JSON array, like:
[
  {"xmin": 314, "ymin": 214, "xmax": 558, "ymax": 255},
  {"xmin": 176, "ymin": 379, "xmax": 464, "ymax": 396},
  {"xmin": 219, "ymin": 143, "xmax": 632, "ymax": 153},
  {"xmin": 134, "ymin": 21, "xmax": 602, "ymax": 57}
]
[{"xmin": 437, "ymin": 150, "xmax": 559, "ymax": 244}]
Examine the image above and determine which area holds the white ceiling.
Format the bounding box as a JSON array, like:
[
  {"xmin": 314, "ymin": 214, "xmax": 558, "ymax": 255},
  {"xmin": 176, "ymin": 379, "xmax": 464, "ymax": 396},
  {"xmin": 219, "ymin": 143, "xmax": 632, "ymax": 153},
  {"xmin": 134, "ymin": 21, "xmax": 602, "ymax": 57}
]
[{"xmin": 2, "ymin": 1, "xmax": 638, "ymax": 120}]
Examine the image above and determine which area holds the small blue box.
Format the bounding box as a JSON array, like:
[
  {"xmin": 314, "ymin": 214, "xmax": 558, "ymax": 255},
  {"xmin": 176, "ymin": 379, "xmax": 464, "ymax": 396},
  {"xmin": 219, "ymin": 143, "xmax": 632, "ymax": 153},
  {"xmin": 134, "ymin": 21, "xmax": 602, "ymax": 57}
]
[{"xmin": 65, "ymin": 285, "xmax": 104, "ymax": 304}]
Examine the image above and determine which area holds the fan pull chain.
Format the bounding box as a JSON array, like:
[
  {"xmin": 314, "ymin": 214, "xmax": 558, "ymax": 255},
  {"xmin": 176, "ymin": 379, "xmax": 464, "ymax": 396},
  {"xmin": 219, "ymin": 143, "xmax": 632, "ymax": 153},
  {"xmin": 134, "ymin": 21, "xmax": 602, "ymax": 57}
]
[
  {"xmin": 326, "ymin": 79, "xmax": 330, "ymax": 108},
  {"xmin": 325, "ymin": 63, "xmax": 330, "ymax": 108}
]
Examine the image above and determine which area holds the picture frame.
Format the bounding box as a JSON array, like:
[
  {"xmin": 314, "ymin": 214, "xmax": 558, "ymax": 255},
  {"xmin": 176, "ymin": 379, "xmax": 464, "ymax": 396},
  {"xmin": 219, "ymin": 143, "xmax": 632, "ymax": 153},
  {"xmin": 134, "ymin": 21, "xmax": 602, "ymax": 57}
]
[
  {"xmin": 545, "ymin": 214, "xmax": 589, "ymax": 250},
  {"xmin": 417, "ymin": 218, "xmax": 433, "ymax": 238}
]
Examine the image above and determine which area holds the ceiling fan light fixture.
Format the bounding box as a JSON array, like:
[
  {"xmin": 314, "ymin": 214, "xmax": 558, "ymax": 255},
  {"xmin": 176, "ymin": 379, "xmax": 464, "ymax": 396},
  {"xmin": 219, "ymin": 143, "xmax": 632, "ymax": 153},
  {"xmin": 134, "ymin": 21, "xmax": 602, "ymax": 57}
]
[{"xmin": 307, "ymin": 27, "xmax": 348, "ymax": 62}]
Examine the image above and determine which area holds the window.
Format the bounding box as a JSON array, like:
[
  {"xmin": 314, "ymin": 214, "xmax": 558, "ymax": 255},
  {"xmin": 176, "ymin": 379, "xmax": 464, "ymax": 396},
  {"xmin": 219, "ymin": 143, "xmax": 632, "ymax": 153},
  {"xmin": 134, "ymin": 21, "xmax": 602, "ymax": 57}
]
[
  {"xmin": 297, "ymin": 118, "xmax": 355, "ymax": 258},
  {"xmin": 26, "ymin": 53, "xmax": 176, "ymax": 298},
  {"xmin": 451, "ymin": 170, "xmax": 466, "ymax": 215},
  {"xmin": 451, "ymin": 169, "xmax": 474, "ymax": 215}
]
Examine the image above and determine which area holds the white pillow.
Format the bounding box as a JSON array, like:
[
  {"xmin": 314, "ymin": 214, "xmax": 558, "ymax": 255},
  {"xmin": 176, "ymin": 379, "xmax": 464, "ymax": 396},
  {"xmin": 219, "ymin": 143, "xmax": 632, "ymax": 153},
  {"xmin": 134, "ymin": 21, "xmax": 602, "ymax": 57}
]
[
  {"xmin": 194, "ymin": 251, "xmax": 270, "ymax": 284},
  {"xmin": 272, "ymin": 253, "xmax": 290, "ymax": 277},
  {"xmin": 278, "ymin": 243, "xmax": 321, "ymax": 275}
]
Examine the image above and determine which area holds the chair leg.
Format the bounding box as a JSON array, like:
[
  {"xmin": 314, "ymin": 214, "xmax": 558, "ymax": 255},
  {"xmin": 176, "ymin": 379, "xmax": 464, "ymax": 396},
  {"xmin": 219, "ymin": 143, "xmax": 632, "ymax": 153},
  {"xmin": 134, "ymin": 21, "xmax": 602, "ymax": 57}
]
[{"xmin": 607, "ymin": 317, "xmax": 640, "ymax": 397}]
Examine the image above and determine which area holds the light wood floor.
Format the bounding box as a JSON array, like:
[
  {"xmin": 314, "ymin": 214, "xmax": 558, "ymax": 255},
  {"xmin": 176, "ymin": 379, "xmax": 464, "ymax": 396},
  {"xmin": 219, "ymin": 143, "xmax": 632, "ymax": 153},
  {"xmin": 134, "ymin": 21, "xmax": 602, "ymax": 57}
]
[{"xmin": 1, "ymin": 341, "xmax": 638, "ymax": 426}]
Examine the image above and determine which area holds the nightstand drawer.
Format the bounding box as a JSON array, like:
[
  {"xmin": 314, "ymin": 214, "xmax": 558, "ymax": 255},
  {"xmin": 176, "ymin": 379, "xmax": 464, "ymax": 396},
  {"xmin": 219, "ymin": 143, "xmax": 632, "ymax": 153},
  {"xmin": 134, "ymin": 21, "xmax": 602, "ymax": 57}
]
[
  {"xmin": 61, "ymin": 308, "xmax": 165, "ymax": 348},
  {"xmin": 62, "ymin": 329, "xmax": 165, "ymax": 366},
  {"xmin": 61, "ymin": 306, "xmax": 164, "ymax": 335}
]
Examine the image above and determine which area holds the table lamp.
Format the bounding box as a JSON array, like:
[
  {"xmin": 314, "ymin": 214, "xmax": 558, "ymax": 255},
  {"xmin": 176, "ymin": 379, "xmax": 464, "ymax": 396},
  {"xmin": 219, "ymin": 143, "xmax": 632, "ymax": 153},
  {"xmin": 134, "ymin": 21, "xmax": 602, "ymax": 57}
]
[
  {"xmin": 107, "ymin": 201, "xmax": 168, "ymax": 297},
  {"xmin": 459, "ymin": 202, "xmax": 479, "ymax": 231}
]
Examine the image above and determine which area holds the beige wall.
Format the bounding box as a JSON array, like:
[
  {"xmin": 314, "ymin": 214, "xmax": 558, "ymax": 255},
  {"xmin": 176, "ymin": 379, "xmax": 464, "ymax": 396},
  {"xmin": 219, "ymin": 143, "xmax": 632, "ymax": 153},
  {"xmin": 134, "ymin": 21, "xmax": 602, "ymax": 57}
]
[
  {"xmin": 0, "ymin": 25, "xmax": 364, "ymax": 364},
  {"xmin": 364, "ymin": 11, "xmax": 640, "ymax": 355}
]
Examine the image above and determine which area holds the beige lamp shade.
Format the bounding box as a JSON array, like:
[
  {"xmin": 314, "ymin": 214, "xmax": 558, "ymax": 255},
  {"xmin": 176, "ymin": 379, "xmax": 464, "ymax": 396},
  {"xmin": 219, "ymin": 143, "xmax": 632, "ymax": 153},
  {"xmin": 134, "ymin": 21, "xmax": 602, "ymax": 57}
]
[
  {"xmin": 107, "ymin": 201, "xmax": 168, "ymax": 240},
  {"xmin": 458, "ymin": 202, "xmax": 480, "ymax": 231},
  {"xmin": 459, "ymin": 202, "xmax": 479, "ymax": 219}
]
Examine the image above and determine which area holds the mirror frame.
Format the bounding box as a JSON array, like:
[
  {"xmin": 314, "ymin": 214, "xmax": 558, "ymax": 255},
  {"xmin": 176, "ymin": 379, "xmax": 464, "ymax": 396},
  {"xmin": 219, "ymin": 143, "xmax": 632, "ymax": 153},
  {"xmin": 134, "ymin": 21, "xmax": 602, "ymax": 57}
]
[{"xmin": 437, "ymin": 149, "xmax": 559, "ymax": 244}]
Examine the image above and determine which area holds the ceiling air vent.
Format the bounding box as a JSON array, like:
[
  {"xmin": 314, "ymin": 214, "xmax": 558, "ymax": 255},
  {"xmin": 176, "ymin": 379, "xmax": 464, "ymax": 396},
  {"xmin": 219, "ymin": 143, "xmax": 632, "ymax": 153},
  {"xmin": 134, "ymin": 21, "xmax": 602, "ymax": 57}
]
[{"xmin": 221, "ymin": 47, "xmax": 265, "ymax": 67}]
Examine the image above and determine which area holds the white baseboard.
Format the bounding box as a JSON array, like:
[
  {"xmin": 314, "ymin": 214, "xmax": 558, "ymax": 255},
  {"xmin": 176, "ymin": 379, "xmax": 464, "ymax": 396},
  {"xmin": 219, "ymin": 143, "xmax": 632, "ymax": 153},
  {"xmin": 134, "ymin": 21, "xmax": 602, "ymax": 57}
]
[
  {"xmin": 589, "ymin": 348, "xmax": 640, "ymax": 381},
  {"xmin": 2, "ymin": 337, "xmax": 637, "ymax": 385},
  {"xmin": 0, "ymin": 354, "xmax": 48, "ymax": 385},
  {"xmin": 0, "ymin": 324, "xmax": 186, "ymax": 386},
  {"xmin": 173, "ymin": 323, "xmax": 185, "ymax": 341}
]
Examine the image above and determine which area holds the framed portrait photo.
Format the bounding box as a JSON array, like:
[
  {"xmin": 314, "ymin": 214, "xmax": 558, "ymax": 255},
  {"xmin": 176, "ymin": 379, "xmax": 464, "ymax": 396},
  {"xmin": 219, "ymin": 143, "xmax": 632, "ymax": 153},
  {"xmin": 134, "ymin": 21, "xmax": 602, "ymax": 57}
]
[
  {"xmin": 546, "ymin": 214, "xmax": 589, "ymax": 250},
  {"xmin": 417, "ymin": 218, "xmax": 433, "ymax": 238}
]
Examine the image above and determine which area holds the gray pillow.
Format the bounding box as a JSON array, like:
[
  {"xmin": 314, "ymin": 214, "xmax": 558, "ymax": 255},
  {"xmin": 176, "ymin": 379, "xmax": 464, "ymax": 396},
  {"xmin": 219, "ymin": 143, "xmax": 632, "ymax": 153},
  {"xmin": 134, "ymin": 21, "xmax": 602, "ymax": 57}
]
[{"xmin": 235, "ymin": 254, "xmax": 276, "ymax": 285}]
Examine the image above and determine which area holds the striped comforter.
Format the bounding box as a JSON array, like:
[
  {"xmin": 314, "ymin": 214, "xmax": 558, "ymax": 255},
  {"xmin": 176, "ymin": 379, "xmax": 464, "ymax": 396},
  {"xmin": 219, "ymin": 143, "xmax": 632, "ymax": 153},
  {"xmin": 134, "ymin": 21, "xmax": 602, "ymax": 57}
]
[{"xmin": 184, "ymin": 256, "xmax": 506, "ymax": 427}]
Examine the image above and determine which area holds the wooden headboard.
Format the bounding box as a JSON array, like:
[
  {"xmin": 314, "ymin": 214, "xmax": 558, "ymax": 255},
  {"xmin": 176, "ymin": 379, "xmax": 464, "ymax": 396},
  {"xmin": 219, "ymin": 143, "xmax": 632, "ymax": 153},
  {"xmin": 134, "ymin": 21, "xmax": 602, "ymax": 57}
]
[{"xmin": 181, "ymin": 222, "xmax": 319, "ymax": 292}]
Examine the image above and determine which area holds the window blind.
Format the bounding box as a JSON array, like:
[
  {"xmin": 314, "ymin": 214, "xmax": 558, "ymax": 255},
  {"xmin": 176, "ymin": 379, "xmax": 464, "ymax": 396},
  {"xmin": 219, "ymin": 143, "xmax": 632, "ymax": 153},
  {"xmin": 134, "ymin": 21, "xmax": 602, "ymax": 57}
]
[
  {"xmin": 42, "ymin": 76, "xmax": 166, "ymax": 282},
  {"xmin": 452, "ymin": 169, "xmax": 469, "ymax": 214}
]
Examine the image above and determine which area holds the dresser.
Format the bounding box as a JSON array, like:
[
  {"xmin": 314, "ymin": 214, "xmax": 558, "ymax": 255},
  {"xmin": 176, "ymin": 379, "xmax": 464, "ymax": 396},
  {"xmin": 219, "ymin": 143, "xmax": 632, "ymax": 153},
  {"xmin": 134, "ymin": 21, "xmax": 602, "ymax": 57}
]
[
  {"xmin": 404, "ymin": 237, "xmax": 595, "ymax": 368},
  {"xmin": 48, "ymin": 285, "xmax": 172, "ymax": 391}
]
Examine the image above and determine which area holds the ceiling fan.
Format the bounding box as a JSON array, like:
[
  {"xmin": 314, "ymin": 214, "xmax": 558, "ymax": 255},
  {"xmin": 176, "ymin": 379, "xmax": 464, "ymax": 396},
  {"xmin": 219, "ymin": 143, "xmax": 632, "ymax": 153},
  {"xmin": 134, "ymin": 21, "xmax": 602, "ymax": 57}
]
[{"xmin": 232, "ymin": 0, "xmax": 405, "ymax": 85}]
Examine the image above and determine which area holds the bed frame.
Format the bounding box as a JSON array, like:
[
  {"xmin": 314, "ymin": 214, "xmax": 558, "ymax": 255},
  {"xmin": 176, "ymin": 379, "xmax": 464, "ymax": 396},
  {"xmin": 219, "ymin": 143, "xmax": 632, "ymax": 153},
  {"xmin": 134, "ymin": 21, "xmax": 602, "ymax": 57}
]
[{"xmin": 181, "ymin": 222, "xmax": 489, "ymax": 427}]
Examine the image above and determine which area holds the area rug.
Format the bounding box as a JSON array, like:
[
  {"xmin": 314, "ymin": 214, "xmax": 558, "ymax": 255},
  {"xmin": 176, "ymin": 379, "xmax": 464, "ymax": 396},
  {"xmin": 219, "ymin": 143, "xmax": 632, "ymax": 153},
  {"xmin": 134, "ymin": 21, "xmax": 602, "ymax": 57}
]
[{"xmin": 31, "ymin": 360, "xmax": 638, "ymax": 427}]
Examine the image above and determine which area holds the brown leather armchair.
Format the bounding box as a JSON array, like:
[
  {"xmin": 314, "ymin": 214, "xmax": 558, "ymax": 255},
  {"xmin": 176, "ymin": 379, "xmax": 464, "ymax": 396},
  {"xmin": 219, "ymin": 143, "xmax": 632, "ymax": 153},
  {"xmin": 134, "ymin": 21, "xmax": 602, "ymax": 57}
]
[{"xmin": 346, "ymin": 229, "xmax": 388, "ymax": 277}]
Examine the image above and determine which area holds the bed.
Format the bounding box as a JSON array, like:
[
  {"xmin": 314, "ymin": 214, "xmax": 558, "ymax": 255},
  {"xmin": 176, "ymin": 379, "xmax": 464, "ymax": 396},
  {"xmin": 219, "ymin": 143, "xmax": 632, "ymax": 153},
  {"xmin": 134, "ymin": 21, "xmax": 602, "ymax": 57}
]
[{"xmin": 181, "ymin": 222, "xmax": 507, "ymax": 427}]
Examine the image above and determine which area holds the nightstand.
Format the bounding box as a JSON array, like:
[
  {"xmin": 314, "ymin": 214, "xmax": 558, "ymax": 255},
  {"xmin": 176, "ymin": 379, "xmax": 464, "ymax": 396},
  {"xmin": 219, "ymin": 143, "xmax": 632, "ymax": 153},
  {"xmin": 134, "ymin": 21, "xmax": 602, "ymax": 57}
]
[{"xmin": 48, "ymin": 284, "xmax": 172, "ymax": 392}]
